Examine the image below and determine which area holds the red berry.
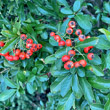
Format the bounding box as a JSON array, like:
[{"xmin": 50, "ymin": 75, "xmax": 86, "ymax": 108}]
[
  {"xmin": 37, "ymin": 44, "xmax": 42, "ymax": 49},
  {"xmin": 86, "ymin": 36, "xmax": 91, "ymax": 39},
  {"xmin": 13, "ymin": 56, "xmax": 19, "ymax": 61},
  {"xmin": 66, "ymin": 27, "xmax": 73, "ymax": 35},
  {"xmin": 0, "ymin": 53, "xmax": 3, "ymax": 56},
  {"xmin": 26, "ymin": 43, "xmax": 33, "ymax": 49},
  {"xmin": 20, "ymin": 34, "xmax": 27, "ymax": 40},
  {"xmin": 26, "ymin": 50, "xmax": 33, "ymax": 56},
  {"xmin": 0, "ymin": 41, "xmax": 5, "ymax": 47},
  {"xmin": 64, "ymin": 63, "xmax": 70, "ymax": 70},
  {"xmin": 54, "ymin": 35, "xmax": 61, "ymax": 42},
  {"xmin": 68, "ymin": 50, "xmax": 76, "ymax": 57},
  {"xmin": 84, "ymin": 47, "xmax": 90, "ymax": 53},
  {"xmin": 68, "ymin": 21, "xmax": 76, "ymax": 28},
  {"xmin": 58, "ymin": 41, "xmax": 65, "ymax": 46},
  {"xmin": 3, "ymin": 52, "xmax": 9, "ymax": 56},
  {"xmin": 26, "ymin": 39, "xmax": 33, "ymax": 44},
  {"xmin": 75, "ymin": 29, "xmax": 82, "ymax": 36},
  {"xmin": 30, "ymin": 47, "xmax": 37, "ymax": 52},
  {"xmin": 7, "ymin": 55, "xmax": 13, "ymax": 61},
  {"xmin": 13, "ymin": 49, "xmax": 21, "ymax": 56},
  {"xmin": 26, "ymin": 53, "xmax": 30, "ymax": 59},
  {"xmin": 79, "ymin": 35, "xmax": 86, "ymax": 42},
  {"xmin": 87, "ymin": 53, "xmax": 94, "ymax": 60},
  {"xmin": 64, "ymin": 61, "xmax": 74, "ymax": 70},
  {"xmin": 50, "ymin": 32, "xmax": 55, "ymax": 36},
  {"xmin": 66, "ymin": 39, "xmax": 72, "ymax": 46},
  {"xmin": 89, "ymin": 46, "xmax": 94, "ymax": 49},
  {"xmin": 19, "ymin": 52, "xmax": 26, "ymax": 60},
  {"xmin": 32, "ymin": 44, "xmax": 37, "ymax": 48},
  {"xmin": 74, "ymin": 61, "xmax": 80, "ymax": 68},
  {"xmin": 79, "ymin": 60, "xmax": 87, "ymax": 67},
  {"xmin": 62, "ymin": 55, "xmax": 70, "ymax": 62}
]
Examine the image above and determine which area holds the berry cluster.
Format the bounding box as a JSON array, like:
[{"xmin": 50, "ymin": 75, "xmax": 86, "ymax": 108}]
[
  {"xmin": 0, "ymin": 34, "xmax": 42, "ymax": 61},
  {"xmin": 50, "ymin": 20, "xmax": 94, "ymax": 70}
]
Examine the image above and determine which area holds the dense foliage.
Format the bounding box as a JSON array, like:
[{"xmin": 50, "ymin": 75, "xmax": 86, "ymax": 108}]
[{"xmin": 0, "ymin": 0, "xmax": 110, "ymax": 110}]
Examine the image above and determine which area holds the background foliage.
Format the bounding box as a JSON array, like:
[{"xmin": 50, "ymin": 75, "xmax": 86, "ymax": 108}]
[{"xmin": 0, "ymin": 0, "xmax": 110, "ymax": 110}]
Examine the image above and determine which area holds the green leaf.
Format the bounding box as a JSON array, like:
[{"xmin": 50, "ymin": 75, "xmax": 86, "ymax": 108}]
[
  {"xmin": 73, "ymin": 1, "xmax": 81, "ymax": 12},
  {"xmin": 45, "ymin": 54, "xmax": 57, "ymax": 64},
  {"xmin": 91, "ymin": 65, "xmax": 104, "ymax": 76},
  {"xmin": 106, "ymin": 50, "xmax": 110, "ymax": 69},
  {"xmin": 0, "ymin": 37, "xmax": 19, "ymax": 54},
  {"xmin": 55, "ymin": 47, "xmax": 72, "ymax": 58},
  {"xmin": 99, "ymin": 28, "xmax": 110, "ymax": 41},
  {"xmin": 55, "ymin": 58, "xmax": 62, "ymax": 70},
  {"xmin": 74, "ymin": 14, "xmax": 92, "ymax": 30},
  {"xmin": 76, "ymin": 37, "xmax": 98, "ymax": 48},
  {"xmin": 37, "ymin": 75, "xmax": 49, "ymax": 82},
  {"xmin": 41, "ymin": 42, "xmax": 53, "ymax": 54},
  {"xmin": 88, "ymin": 76, "xmax": 110, "ymax": 89},
  {"xmin": 77, "ymin": 68, "xmax": 85, "ymax": 77},
  {"xmin": 41, "ymin": 31, "xmax": 48, "ymax": 39},
  {"xmin": 60, "ymin": 18, "xmax": 70, "ymax": 36},
  {"xmin": 51, "ymin": 69, "xmax": 69, "ymax": 77},
  {"xmin": 104, "ymin": 94, "xmax": 110, "ymax": 110},
  {"xmin": 0, "ymin": 89, "xmax": 16, "ymax": 101},
  {"xmin": 89, "ymin": 54, "xmax": 102, "ymax": 65},
  {"xmin": 72, "ymin": 74, "xmax": 83, "ymax": 99},
  {"xmin": 104, "ymin": 2, "xmax": 110, "ymax": 14},
  {"xmin": 61, "ymin": 75, "xmax": 72, "ymax": 97},
  {"xmin": 4, "ymin": 78, "xmax": 17, "ymax": 88},
  {"xmin": 101, "ymin": 16, "xmax": 110, "ymax": 24},
  {"xmin": 17, "ymin": 71, "xmax": 26, "ymax": 82},
  {"xmin": 96, "ymin": 35, "xmax": 110, "ymax": 50},
  {"xmin": 49, "ymin": 37, "xmax": 58, "ymax": 46},
  {"xmin": 80, "ymin": 78, "xmax": 95, "ymax": 104},
  {"xmin": 50, "ymin": 76, "xmax": 66, "ymax": 93},
  {"xmin": 57, "ymin": 90, "xmax": 75, "ymax": 110},
  {"xmin": 61, "ymin": 7, "xmax": 73, "ymax": 14},
  {"xmin": 26, "ymin": 83, "xmax": 35, "ymax": 94},
  {"xmin": 90, "ymin": 103, "xmax": 104, "ymax": 110},
  {"xmin": 1, "ymin": 30, "xmax": 16, "ymax": 38},
  {"xmin": 57, "ymin": 0, "xmax": 70, "ymax": 8}
]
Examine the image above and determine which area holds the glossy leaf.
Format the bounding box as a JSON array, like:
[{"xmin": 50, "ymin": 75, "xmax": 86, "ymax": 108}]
[
  {"xmin": 72, "ymin": 74, "xmax": 83, "ymax": 99},
  {"xmin": 61, "ymin": 75, "xmax": 72, "ymax": 97},
  {"xmin": 74, "ymin": 14, "xmax": 92, "ymax": 30},
  {"xmin": 0, "ymin": 89, "xmax": 16, "ymax": 101},
  {"xmin": 99, "ymin": 28, "xmax": 110, "ymax": 41},
  {"xmin": 57, "ymin": 90, "xmax": 75, "ymax": 110},
  {"xmin": 73, "ymin": 1, "xmax": 81, "ymax": 12},
  {"xmin": 76, "ymin": 37, "xmax": 98, "ymax": 48},
  {"xmin": 80, "ymin": 78, "xmax": 95, "ymax": 104},
  {"xmin": 88, "ymin": 76, "xmax": 110, "ymax": 89},
  {"xmin": 91, "ymin": 65, "xmax": 104, "ymax": 76}
]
